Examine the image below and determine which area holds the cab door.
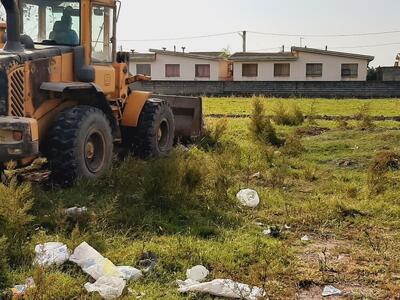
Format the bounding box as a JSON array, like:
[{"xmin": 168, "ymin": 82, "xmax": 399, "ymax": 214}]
[{"xmin": 90, "ymin": 4, "xmax": 116, "ymax": 96}]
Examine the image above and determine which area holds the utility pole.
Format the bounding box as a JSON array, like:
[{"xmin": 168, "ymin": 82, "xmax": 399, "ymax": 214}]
[{"xmin": 239, "ymin": 30, "xmax": 247, "ymax": 52}]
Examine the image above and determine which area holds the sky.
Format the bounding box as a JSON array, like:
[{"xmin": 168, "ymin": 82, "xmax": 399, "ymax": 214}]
[{"xmin": 117, "ymin": 0, "xmax": 400, "ymax": 67}]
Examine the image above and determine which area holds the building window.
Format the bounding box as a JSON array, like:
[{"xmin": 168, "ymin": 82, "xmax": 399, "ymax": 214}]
[
  {"xmin": 274, "ymin": 63, "xmax": 290, "ymax": 77},
  {"xmin": 195, "ymin": 64, "xmax": 211, "ymax": 78},
  {"xmin": 306, "ymin": 63, "xmax": 323, "ymax": 77},
  {"xmin": 341, "ymin": 64, "xmax": 358, "ymax": 78},
  {"xmin": 165, "ymin": 64, "xmax": 180, "ymax": 77},
  {"xmin": 242, "ymin": 64, "xmax": 258, "ymax": 77},
  {"xmin": 136, "ymin": 64, "xmax": 151, "ymax": 76}
]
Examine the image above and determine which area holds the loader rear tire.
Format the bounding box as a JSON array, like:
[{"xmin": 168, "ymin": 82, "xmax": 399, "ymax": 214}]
[
  {"xmin": 129, "ymin": 99, "xmax": 175, "ymax": 158},
  {"xmin": 45, "ymin": 106, "xmax": 113, "ymax": 185}
]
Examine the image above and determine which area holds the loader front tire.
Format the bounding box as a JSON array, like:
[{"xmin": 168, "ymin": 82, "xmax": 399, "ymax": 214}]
[
  {"xmin": 45, "ymin": 106, "xmax": 113, "ymax": 185},
  {"xmin": 130, "ymin": 99, "xmax": 175, "ymax": 158}
]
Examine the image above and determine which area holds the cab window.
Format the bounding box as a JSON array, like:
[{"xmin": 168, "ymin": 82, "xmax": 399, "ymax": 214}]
[
  {"xmin": 21, "ymin": 0, "xmax": 80, "ymax": 46},
  {"xmin": 0, "ymin": 4, "xmax": 5, "ymax": 22},
  {"xmin": 91, "ymin": 6, "xmax": 114, "ymax": 63}
]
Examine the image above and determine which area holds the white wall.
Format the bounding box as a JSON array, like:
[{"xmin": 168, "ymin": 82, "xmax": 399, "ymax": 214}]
[
  {"xmin": 130, "ymin": 54, "xmax": 223, "ymax": 81},
  {"xmin": 233, "ymin": 52, "xmax": 369, "ymax": 81}
]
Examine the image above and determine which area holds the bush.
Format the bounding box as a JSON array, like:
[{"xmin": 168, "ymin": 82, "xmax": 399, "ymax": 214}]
[
  {"xmin": 0, "ymin": 180, "xmax": 34, "ymax": 266},
  {"xmin": 273, "ymin": 102, "xmax": 304, "ymax": 126},
  {"xmin": 199, "ymin": 119, "xmax": 228, "ymax": 150},
  {"xmin": 249, "ymin": 98, "xmax": 283, "ymax": 146},
  {"xmin": 355, "ymin": 103, "xmax": 375, "ymax": 130},
  {"xmin": 307, "ymin": 100, "xmax": 318, "ymax": 126},
  {"xmin": 282, "ymin": 134, "xmax": 305, "ymax": 156},
  {"xmin": 0, "ymin": 236, "xmax": 10, "ymax": 289},
  {"xmin": 368, "ymin": 150, "xmax": 400, "ymax": 194}
]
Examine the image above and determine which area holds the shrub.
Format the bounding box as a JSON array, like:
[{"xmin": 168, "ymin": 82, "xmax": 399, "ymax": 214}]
[
  {"xmin": 249, "ymin": 98, "xmax": 283, "ymax": 146},
  {"xmin": 0, "ymin": 180, "xmax": 34, "ymax": 266},
  {"xmin": 368, "ymin": 150, "xmax": 400, "ymax": 194},
  {"xmin": 307, "ymin": 100, "xmax": 318, "ymax": 126},
  {"xmin": 199, "ymin": 119, "xmax": 228, "ymax": 150},
  {"xmin": 355, "ymin": 102, "xmax": 375, "ymax": 130},
  {"xmin": 273, "ymin": 102, "xmax": 304, "ymax": 126},
  {"xmin": 0, "ymin": 236, "xmax": 10, "ymax": 289},
  {"xmin": 282, "ymin": 134, "xmax": 305, "ymax": 156}
]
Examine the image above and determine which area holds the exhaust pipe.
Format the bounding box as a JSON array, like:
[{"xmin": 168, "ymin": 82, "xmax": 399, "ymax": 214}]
[{"xmin": 0, "ymin": 0, "xmax": 23, "ymax": 52}]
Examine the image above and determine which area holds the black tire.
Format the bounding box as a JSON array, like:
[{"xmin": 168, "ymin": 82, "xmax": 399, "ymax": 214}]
[
  {"xmin": 44, "ymin": 105, "xmax": 113, "ymax": 185},
  {"xmin": 127, "ymin": 99, "xmax": 175, "ymax": 158}
]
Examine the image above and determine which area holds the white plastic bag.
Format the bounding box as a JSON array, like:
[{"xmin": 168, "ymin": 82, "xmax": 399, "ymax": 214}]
[
  {"xmin": 11, "ymin": 277, "xmax": 35, "ymax": 296},
  {"xmin": 177, "ymin": 278, "xmax": 265, "ymax": 300},
  {"xmin": 65, "ymin": 206, "xmax": 88, "ymax": 215},
  {"xmin": 236, "ymin": 189, "xmax": 260, "ymax": 208},
  {"xmin": 322, "ymin": 285, "xmax": 342, "ymax": 297},
  {"xmin": 186, "ymin": 265, "xmax": 209, "ymax": 282},
  {"xmin": 116, "ymin": 266, "xmax": 143, "ymax": 281},
  {"xmin": 69, "ymin": 242, "xmax": 122, "ymax": 280},
  {"xmin": 34, "ymin": 242, "xmax": 70, "ymax": 266},
  {"xmin": 84, "ymin": 276, "xmax": 126, "ymax": 300}
]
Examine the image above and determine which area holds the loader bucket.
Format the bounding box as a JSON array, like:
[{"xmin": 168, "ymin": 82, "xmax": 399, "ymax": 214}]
[{"xmin": 154, "ymin": 94, "xmax": 203, "ymax": 141}]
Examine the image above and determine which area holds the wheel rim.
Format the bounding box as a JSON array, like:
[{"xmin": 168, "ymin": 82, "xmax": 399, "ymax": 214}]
[
  {"xmin": 84, "ymin": 130, "xmax": 106, "ymax": 174},
  {"xmin": 157, "ymin": 118, "xmax": 170, "ymax": 150}
]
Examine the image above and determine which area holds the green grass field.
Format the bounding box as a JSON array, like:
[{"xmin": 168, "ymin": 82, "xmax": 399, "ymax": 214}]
[{"xmin": 1, "ymin": 97, "xmax": 400, "ymax": 299}]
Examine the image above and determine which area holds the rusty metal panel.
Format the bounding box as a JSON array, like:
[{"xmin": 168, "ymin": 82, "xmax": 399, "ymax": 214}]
[
  {"xmin": 30, "ymin": 58, "xmax": 50, "ymax": 109},
  {"xmin": 154, "ymin": 94, "xmax": 203, "ymax": 140}
]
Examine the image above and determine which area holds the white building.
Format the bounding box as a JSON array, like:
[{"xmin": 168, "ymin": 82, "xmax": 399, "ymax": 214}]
[
  {"xmin": 130, "ymin": 49, "xmax": 231, "ymax": 81},
  {"xmin": 231, "ymin": 47, "xmax": 374, "ymax": 81}
]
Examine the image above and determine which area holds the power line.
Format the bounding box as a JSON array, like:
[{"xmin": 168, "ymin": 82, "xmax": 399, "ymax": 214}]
[
  {"xmin": 119, "ymin": 31, "xmax": 239, "ymax": 42},
  {"xmin": 330, "ymin": 42, "xmax": 400, "ymax": 50},
  {"xmin": 249, "ymin": 29, "xmax": 400, "ymax": 38}
]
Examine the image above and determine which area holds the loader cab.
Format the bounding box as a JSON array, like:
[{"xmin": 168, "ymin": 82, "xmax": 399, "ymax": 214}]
[
  {"xmin": 15, "ymin": 0, "xmax": 120, "ymax": 95},
  {"xmin": 18, "ymin": 0, "xmax": 117, "ymax": 60}
]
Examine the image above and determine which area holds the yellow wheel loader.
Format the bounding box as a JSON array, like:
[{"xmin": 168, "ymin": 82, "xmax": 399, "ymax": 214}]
[{"xmin": 0, "ymin": 0, "xmax": 202, "ymax": 184}]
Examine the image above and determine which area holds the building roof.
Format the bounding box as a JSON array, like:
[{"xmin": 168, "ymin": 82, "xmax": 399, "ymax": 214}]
[
  {"xmin": 230, "ymin": 52, "xmax": 297, "ymax": 62},
  {"xmin": 189, "ymin": 51, "xmax": 226, "ymax": 58},
  {"xmin": 149, "ymin": 49, "xmax": 225, "ymax": 61},
  {"xmin": 291, "ymin": 47, "xmax": 375, "ymax": 61},
  {"xmin": 130, "ymin": 53, "xmax": 156, "ymax": 62}
]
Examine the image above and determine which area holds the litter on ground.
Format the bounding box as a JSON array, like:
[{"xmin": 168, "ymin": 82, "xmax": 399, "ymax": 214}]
[
  {"xmin": 34, "ymin": 242, "xmax": 70, "ymax": 266},
  {"xmin": 116, "ymin": 266, "xmax": 143, "ymax": 281},
  {"xmin": 322, "ymin": 285, "xmax": 343, "ymax": 297},
  {"xmin": 236, "ymin": 189, "xmax": 260, "ymax": 208},
  {"xmin": 301, "ymin": 235, "xmax": 310, "ymax": 242},
  {"xmin": 69, "ymin": 241, "xmax": 122, "ymax": 280},
  {"xmin": 250, "ymin": 172, "xmax": 261, "ymax": 179},
  {"xmin": 11, "ymin": 277, "xmax": 35, "ymax": 297},
  {"xmin": 177, "ymin": 278, "xmax": 265, "ymax": 300},
  {"xmin": 186, "ymin": 265, "xmax": 209, "ymax": 282},
  {"xmin": 138, "ymin": 251, "xmax": 158, "ymax": 272},
  {"xmin": 65, "ymin": 206, "xmax": 88, "ymax": 215},
  {"xmin": 263, "ymin": 228, "xmax": 272, "ymax": 235},
  {"xmin": 84, "ymin": 276, "xmax": 126, "ymax": 300}
]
